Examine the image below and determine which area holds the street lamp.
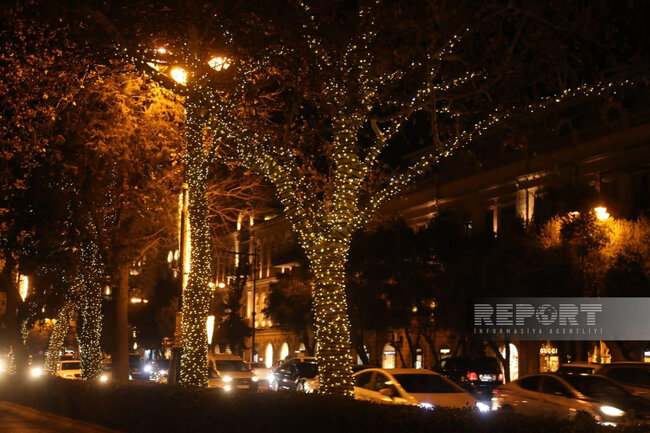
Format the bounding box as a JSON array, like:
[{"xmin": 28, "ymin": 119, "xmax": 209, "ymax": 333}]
[{"xmin": 594, "ymin": 206, "xmax": 610, "ymax": 221}]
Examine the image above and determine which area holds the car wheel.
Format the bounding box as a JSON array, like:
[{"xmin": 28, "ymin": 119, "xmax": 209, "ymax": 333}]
[{"xmin": 296, "ymin": 381, "xmax": 305, "ymax": 392}]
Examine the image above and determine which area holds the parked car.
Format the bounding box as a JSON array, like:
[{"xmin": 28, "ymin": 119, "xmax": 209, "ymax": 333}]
[
  {"xmin": 435, "ymin": 356, "xmax": 503, "ymax": 399},
  {"xmin": 492, "ymin": 373, "xmax": 650, "ymax": 426},
  {"xmin": 56, "ymin": 359, "xmax": 82, "ymax": 380},
  {"xmin": 129, "ymin": 354, "xmax": 149, "ymax": 380},
  {"xmin": 272, "ymin": 357, "xmax": 319, "ymax": 392},
  {"xmin": 598, "ymin": 362, "xmax": 650, "ymax": 399},
  {"xmin": 353, "ymin": 368, "xmax": 482, "ymax": 410},
  {"xmin": 208, "ymin": 354, "xmax": 258, "ymax": 391},
  {"xmin": 557, "ymin": 362, "xmax": 600, "ymax": 375}
]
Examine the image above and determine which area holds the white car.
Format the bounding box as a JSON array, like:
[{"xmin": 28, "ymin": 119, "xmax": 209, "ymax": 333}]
[
  {"xmin": 353, "ymin": 368, "xmax": 482, "ymax": 410},
  {"xmin": 56, "ymin": 359, "xmax": 82, "ymax": 379},
  {"xmin": 492, "ymin": 373, "xmax": 650, "ymax": 426},
  {"xmin": 249, "ymin": 362, "xmax": 274, "ymax": 389},
  {"xmin": 207, "ymin": 354, "xmax": 259, "ymax": 391}
]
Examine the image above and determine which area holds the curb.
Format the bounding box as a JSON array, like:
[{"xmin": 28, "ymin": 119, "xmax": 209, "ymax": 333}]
[{"xmin": 0, "ymin": 400, "xmax": 123, "ymax": 433}]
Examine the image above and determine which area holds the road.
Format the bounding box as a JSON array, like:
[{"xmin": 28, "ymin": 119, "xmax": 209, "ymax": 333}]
[{"xmin": 0, "ymin": 401, "xmax": 122, "ymax": 433}]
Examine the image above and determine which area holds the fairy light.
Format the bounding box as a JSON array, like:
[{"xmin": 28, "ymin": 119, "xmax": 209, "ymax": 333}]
[
  {"xmin": 111, "ymin": 0, "xmax": 645, "ymax": 395},
  {"xmin": 44, "ymin": 302, "xmax": 74, "ymax": 375}
]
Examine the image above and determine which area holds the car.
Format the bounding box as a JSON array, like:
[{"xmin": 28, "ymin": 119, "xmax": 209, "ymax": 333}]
[
  {"xmin": 353, "ymin": 368, "xmax": 482, "ymax": 410},
  {"xmin": 249, "ymin": 361, "xmax": 274, "ymax": 388},
  {"xmin": 492, "ymin": 373, "xmax": 650, "ymax": 426},
  {"xmin": 557, "ymin": 362, "xmax": 600, "ymax": 375},
  {"xmin": 56, "ymin": 359, "xmax": 82, "ymax": 379},
  {"xmin": 150, "ymin": 358, "xmax": 171, "ymax": 383},
  {"xmin": 435, "ymin": 356, "xmax": 503, "ymax": 399},
  {"xmin": 272, "ymin": 357, "xmax": 319, "ymax": 392},
  {"xmin": 129, "ymin": 354, "xmax": 150, "ymax": 380},
  {"xmin": 597, "ymin": 362, "xmax": 650, "ymax": 399},
  {"xmin": 208, "ymin": 354, "xmax": 259, "ymax": 391}
]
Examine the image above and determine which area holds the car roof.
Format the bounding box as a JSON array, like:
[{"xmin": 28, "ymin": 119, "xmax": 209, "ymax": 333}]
[
  {"xmin": 209, "ymin": 354, "xmax": 245, "ymax": 360},
  {"xmin": 560, "ymin": 362, "xmax": 598, "ymax": 368},
  {"xmin": 353, "ymin": 367, "xmax": 439, "ymax": 376},
  {"xmin": 601, "ymin": 362, "xmax": 648, "ymax": 366}
]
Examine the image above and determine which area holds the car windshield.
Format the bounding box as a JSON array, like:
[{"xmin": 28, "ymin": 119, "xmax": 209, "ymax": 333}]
[
  {"xmin": 462, "ymin": 357, "xmax": 500, "ymax": 372},
  {"xmin": 393, "ymin": 374, "xmax": 463, "ymax": 394},
  {"xmin": 156, "ymin": 359, "xmax": 170, "ymax": 369},
  {"xmin": 563, "ymin": 375, "xmax": 630, "ymax": 398},
  {"xmin": 216, "ymin": 360, "xmax": 250, "ymax": 372},
  {"xmin": 129, "ymin": 356, "xmax": 141, "ymax": 366},
  {"xmin": 296, "ymin": 363, "xmax": 319, "ymax": 378},
  {"xmin": 61, "ymin": 362, "xmax": 81, "ymax": 370},
  {"xmin": 557, "ymin": 365, "xmax": 595, "ymax": 374},
  {"xmin": 251, "ymin": 362, "xmax": 267, "ymax": 369}
]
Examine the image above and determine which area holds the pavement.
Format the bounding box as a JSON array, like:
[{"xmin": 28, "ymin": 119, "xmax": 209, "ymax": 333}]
[{"xmin": 0, "ymin": 401, "xmax": 122, "ymax": 433}]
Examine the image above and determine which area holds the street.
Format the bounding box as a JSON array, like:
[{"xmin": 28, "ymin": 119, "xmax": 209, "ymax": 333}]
[{"xmin": 0, "ymin": 401, "xmax": 121, "ymax": 433}]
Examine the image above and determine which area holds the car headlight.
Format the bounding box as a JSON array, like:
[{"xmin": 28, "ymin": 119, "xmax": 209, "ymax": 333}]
[
  {"xmin": 252, "ymin": 376, "xmax": 259, "ymax": 382},
  {"xmin": 100, "ymin": 374, "xmax": 108, "ymax": 382},
  {"xmin": 144, "ymin": 365, "xmax": 152, "ymax": 373},
  {"xmin": 600, "ymin": 405, "xmax": 625, "ymax": 417},
  {"xmin": 476, "ymin": 402, "xmax": 491, "ymax": 412},
  {"xmin": 222, "ymin": 375, "xmax": 232, "ymax": 383},
  {"xmin": 30, "ymin": 367, "xmax": 42, "ymax": 377},
  {"xmin": 223, "ymin": 384, "xmax": 232, "ymax": 392},
  {"xmin": 159, "ymin": 369, "xmax": 168, "ymax": 375},
  {"xmin": 419, "ymin": 402, "xmax": 434, "ymax": 410}
]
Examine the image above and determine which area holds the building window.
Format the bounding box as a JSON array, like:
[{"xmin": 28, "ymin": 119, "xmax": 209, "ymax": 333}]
[
  {"xmin": 439, "ymin": 345, "xmax": 451, "ymax": 360},
  {"xmin": 499, "ymin": 343, "xmax": 519, "ymax": 381},
  {"xmin": 382, "ymin": 343, "xmax": 396, "ymax": 369},
  {"xmin": 280, "ymin": 342, "xmax": 289, "ymax": 361},
  {"xmin": 415, "ymin": 347, "xmax": 423, "ymax": 369},
  {"xmin": 265, "ymin": 344, "xmax": 274, "ymax": 368}
]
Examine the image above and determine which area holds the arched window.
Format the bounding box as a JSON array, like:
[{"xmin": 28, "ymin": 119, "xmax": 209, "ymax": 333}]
[
  {"xmin": 280, "ymin": 342, "xmax": 289, "ymax": 361},
  {"xmin": 382, "ymin": 343, "xmax": 396, "ymax": 369},
  {"xmin": 415, "ymin": 346, "xmax": 424, "ymax": 369},
  {"xmin": 298, "ymin": 342, "xmax": 307, "ymax": 355},
  {"xmin": 265, "ymin": 344, "xmax": 274, "ymax": 368},
  {"xmin": 500, "ymin": 343, "xmax": 519, "ymax": 381}
]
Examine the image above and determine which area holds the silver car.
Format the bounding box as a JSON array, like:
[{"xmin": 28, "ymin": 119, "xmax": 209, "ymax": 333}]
[{"xmin": 492, "ymin": 373, "xmax": 650, "ymax": 426}]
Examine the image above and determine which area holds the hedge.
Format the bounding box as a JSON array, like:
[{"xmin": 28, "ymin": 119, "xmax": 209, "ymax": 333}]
[{"xmin": 0, "ymin": 376, "xmax": 646, "ymax": 433}]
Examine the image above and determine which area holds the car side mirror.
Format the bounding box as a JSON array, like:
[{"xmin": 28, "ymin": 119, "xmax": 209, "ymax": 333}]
[{"xmin": 379, "ymin": 387, "xmax": 396, "ymax": 398}]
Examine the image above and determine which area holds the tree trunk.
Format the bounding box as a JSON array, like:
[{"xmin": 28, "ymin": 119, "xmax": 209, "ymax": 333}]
[
  {"xmin": 112, "ymin": 263, "xmax": 130, "ymax": 382},
  {"xmin": 1, "ymin": 258, "xmax": 27, "ymax": 375},
  {"xmin": 45, "ymin": 302, "xmax": 74, "ymax": 375},
  {"xmin": 77, "ymin": 270, "xmax": 103, "ymax": 380},
  {"xmin": 179, "ymin": 105, "xmax": 212, "ymax": 387},
  {"xmin": 309, "ymin": 237, "xmax": 354, "ymax": 396}
]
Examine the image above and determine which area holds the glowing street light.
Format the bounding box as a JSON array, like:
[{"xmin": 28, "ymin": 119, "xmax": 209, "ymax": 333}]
[
  {"xmin": 594, "ymin": 206, "xmax": 610, "ymax": 221},
  {"xmin": 208, "ymin": 56, "xmax": 231, "ymax": 71},
  {"xmin": 170, "ymin": 67, "xmax": 188, "ymax": 85}
]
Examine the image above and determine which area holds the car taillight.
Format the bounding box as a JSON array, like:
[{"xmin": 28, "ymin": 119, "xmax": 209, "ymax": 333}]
[
  {"xmin": 497, "ymin": 373, "xmax": 503, "ymax": 382},
  {"xmin": 492, "ymin": 386, "xmax": 503, "ymax": 396},
  {"xmin": 466, "ymin": 372, "xmax": 478, "ymax": 381}
]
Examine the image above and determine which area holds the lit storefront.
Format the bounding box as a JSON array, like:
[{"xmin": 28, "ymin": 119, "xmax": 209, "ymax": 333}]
[{"xmin": 539, "ymin": 342, "xmax": 559, "ymax": 372}]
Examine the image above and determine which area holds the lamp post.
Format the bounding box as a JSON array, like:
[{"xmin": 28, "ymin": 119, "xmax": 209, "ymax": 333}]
[{"xmin": 131, "ymin": 47, "xmax": 233, "ymax": 386}]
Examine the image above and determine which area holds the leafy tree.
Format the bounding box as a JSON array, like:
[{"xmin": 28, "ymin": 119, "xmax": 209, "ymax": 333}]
[{"xmin": 212, "ymin": 266, "xmax": 251, "ymax": 357}]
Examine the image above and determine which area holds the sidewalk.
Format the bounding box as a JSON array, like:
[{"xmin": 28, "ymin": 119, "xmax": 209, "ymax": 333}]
[{"xmin": 0, "ymin": 401, "xmax": 123, "ymax": 433}]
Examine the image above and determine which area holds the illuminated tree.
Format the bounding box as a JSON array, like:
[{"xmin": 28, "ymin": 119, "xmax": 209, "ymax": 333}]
[
  {"xmin": 84, "ymin": 0, "xmax": 646, "ymax": 393},
  {"xmin": 208, "ymin": 1, "xmax": 645, "ymax": 394}
]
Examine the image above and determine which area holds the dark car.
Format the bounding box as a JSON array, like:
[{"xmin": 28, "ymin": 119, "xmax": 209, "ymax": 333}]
[
  {"xmin": 598, "ymin": 362, "xmax": 650, "ymax": 399},
  {"xmin": 129, "ymin": 354, "xmax": 149, "ymax": 380},
  {"xmin": 435, "ymin": 356, "xmax": 503, "ymax": 399},
  {"xmin": 272, "ymin": 358, "xmax": 319, "ymax": 391}
]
